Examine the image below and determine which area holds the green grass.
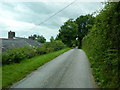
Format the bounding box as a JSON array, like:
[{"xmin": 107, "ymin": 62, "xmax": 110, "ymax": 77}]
[
  {"xmin": 0, "ymin": 66, "xmax": 2, "ymax": 89},
  {"xmin": 2, "ymin": 48, "xmax": 70, "ymax": 88}
]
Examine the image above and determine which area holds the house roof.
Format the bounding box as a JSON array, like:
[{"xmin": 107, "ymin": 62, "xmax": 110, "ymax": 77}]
[{"xmin": 1, "ymin": 38, "xmax": 42, "ymax": 52}]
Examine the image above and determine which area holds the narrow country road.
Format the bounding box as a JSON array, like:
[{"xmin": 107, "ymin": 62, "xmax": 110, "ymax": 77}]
[{"xmin": 11, "ymin": 49, "xmax": 96, "ymax": 88}]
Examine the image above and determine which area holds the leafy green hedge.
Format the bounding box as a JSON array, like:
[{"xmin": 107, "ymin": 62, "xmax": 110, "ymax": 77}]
[
  {"xmin": 44, "ymin": 40, "xmax": 66, "ymax": 51},
  {"xmin": 82, "ymin": 2, "xmax": 119, "ymax": 88},
  {"xmin": 2, "ymin": 40, "xmax": 66, "ymax": 65}
]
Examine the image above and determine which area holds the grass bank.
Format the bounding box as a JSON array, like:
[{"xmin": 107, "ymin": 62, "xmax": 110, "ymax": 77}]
[{"xmin": 2, "ymin": 48, "xmax": 70, "ymax": 88}]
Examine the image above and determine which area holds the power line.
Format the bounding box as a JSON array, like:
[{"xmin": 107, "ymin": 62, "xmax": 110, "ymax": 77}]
[
  {"xmin": 38, "ymin": 0, "xmax": 76, "ymax": 25},
  {"xmin": 20, "ymin": 0, "xmax": 76, "ymax": 37}
]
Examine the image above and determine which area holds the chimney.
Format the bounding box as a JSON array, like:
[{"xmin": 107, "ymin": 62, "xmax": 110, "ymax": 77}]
[
  {"xmin": 28, "ymin": 36, "xmax": 35, "ymax": 40},
  {"xmin": 8, "ymin": 31, "xmax": 15, "ymax": 39}
]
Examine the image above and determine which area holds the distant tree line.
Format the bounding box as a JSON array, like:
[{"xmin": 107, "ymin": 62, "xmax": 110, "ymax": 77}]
[
  {"xmin": 30, "ymin": 34, "xmax": 46, "ymax": 43},
  {"xmin": 30, "ymin": 34, "xmax": 56, "ymax": 43}
]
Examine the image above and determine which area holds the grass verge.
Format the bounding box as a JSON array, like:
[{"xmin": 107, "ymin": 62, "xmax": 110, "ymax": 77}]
[{"xmin": 2, "ymin": 48, "xmax": 70, "ymax": 88}]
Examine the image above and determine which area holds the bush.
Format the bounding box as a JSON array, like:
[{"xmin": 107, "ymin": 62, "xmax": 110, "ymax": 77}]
[
  {"xmin": 82, "ymin": 2, "xmax": 119, "ymax": 88},
  {"xmin": 44, "ymin": 40, "xmax": 66, "ymax": 51},
  {"xmin": 36, "ymin": 46, "xmax": 47, "ymax": 55},
  {"xmin": 2, "ymin": 40, "xmax": 67, "ymax": 65},
  {"xmin": 2, "ymin": 53, "xmax": 10, "ymax": 64},
  {"xmin": 22, "ymin": 46, "xmax": 37, "ymax": 58},
  {"xmin": 2, "ymin": 48, "xmax": 26, "ymax": 64}
]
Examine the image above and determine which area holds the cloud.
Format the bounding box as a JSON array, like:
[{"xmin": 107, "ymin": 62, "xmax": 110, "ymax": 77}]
[
  {"xmin": 0, "ymin": 1, "xmax": 104, "ymax": 41},
  {"xmin": 0, "ymin": 17, "xmax": 58, "ymax": 41}
]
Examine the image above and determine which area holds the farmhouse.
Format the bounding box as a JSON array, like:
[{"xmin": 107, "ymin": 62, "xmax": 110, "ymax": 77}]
[{"xmin": 1, "ymin": 31, "xmax": 42, "ymax": 52}]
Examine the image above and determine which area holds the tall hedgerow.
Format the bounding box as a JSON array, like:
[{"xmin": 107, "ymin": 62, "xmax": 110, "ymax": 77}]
[{"xmin": 82, "ymin": 2, "xmax": 119, "ymax": 88}]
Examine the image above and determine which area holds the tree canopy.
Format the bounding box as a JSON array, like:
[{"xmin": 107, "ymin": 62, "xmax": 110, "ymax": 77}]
[
  {"xmin": 32, "ymin": 34, "xmax": 46, "ymax": 43},
  {"xmin": 57, "ymin": 19, "xmax": 78, "ymax": 47},
  {"xmin": 56, "ymin": 15, "xmax": 95, "ymax": 48},
  {"xmin": 50, "ymin": 36, "xmax": 54, "ymax": 42},
  {"xmin": 75, "ymin": 14, "xmax": 95, "ymax": 48}
]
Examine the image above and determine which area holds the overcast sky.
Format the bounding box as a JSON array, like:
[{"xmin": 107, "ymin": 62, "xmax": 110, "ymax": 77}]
[{"xmin": 0, "ymin": 0, "xmax": 104, "ymax": 41}]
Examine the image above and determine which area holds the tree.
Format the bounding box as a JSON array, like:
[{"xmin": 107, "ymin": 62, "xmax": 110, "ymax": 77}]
[
  {"xmin": 75, "ymin": 14, "xmax": 95, "ymax": 48},
  {"xmin": 32, "ymin": 34, "xmax": 37, "ymax": 40},
  {"xmin": 57, "ymin": 19, "xmax": 78, "ymax": 47},
  {"xmin": 37, "ymin": 35, "xmax": 46, "ymax": 43},
  {"xmin": 57, "ymin": 16, "xmax": 95, "ymax": 48},
  {"xmin": 50, "ymin": 36, "xmax": 54, "ymax": 42},
  {"xmin": 30, "ymin": 34, "xmax": 46, "ymax": 43}
]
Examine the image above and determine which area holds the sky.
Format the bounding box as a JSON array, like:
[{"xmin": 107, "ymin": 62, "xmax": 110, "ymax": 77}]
[{"xmin": 0, "ymin": 0, "xmax": 104, "ymax": 41}]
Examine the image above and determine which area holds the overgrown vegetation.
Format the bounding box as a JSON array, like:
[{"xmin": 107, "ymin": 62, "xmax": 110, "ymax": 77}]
[
  {"xmin": 2, "ymin": 48, "xmax": 70, "ymax": 88},
  {"xmin": 56, "ymin": 15, "xmax": 95, "ymax": 48},
  {"xmin": 2, "ymin": 40, "xmax": 66, "ymax": 65},
  {"xmin": 82, "ymin": 2, "xmax": 119, "ymax": 88}
]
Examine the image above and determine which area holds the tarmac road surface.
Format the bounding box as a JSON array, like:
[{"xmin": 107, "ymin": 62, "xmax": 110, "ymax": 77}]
[{"xmin": 11, "ymin": 49, "xmax": 96, "ymax": 88}]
